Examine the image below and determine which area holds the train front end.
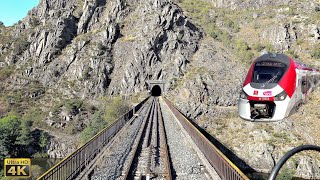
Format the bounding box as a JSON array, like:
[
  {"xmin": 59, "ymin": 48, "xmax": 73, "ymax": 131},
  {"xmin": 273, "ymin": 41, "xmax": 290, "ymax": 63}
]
[{"xmin": 238, "ymin": 54, "xmax": 296, "ymax": 121}]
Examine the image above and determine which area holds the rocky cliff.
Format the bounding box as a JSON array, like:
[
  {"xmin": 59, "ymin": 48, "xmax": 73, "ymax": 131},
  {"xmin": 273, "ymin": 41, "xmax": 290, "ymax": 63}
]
[
  {"xmin": 1, "ymin": 0, "xmax": 201, "ymax": 98},
  {"xmin": 0, "ymin": 0, "xmax": 320, "ymax": 178},
  {"xmin": 1, "ymin": 0, "xmax": 202, "ymax": 159}
]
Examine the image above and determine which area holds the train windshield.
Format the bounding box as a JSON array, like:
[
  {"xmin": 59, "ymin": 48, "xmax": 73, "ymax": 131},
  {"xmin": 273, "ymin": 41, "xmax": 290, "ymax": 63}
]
[{"xmin": 253, "ymin": 61, "xmax": 287, "ymax": 83}]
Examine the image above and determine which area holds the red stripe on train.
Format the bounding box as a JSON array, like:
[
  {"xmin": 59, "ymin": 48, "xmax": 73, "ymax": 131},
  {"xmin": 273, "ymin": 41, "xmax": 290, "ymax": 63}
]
[{"xmin": 248, "ymin": 96, "xmax": 274, "ymax": 101}]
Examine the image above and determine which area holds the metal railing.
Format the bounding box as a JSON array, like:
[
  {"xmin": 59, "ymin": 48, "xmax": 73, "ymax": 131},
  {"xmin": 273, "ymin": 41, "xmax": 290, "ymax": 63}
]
[
  {"xmin": 163, "ymin": 97, "xmax": 249, "ymax": 180},
  {"xmin": 37, "ymin": 97, "xmax": 150, "ymax": 180}
]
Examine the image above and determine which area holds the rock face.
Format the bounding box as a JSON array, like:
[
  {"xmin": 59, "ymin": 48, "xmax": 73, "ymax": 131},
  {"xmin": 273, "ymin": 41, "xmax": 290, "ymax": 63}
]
[
  {"xmin": 295, "ymin": 156, "xmax": 320, "ymax": 179},
  {"xmin": 108, "ymin": 1, "xmax": 201, "ymax": 94},
  {"xmin": 210, "ymin": 0, "xmax": 319, "ymax": 11},
  {"xmin": 0, "ymin": 0, "xmax": 202, "ymax": 162},
  {"xmin": 168, "ymin": 40, "xmax": 246, "ymax": 119},
  {"xmin": 45, "ymin": 131, "xmax": 78, "ymax": 158},
  {"xmin": 1, "ymin": 0, "xmax": 201, "ymax": 99}
]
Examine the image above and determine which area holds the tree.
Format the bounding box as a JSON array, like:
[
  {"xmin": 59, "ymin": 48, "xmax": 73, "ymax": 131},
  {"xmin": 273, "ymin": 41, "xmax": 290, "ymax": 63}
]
[
  {"xmin": 0, "ymin": 114, "xmax": 21, "ymax": 158},
  {"xmin": 80, "ymin": 112, "xmax": 107, "ymax": 143},
  {"xmin": 39, "ymin": 131, "xmax": 48, "ymax": 149},
  {"xmin": 16, "ymin": 120, "xmax": 32, "ymax": 146}
]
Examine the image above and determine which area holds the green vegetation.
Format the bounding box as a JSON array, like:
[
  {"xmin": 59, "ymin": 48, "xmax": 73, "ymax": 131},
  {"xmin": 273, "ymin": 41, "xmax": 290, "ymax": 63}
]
[
  {"xmin": 311, "ymin": 46, "xmax": 320, "ymax": 59},
  {"xmin": 0, "ymin": 113, "xmax": 49, "ymax": 159},
  {"xmin": 0, "ymin": 114, "xmax": 21, "ymax": 158},
  {"xmin": 180, "ymin": 0, "xmax": 232, "ymax": 44},
  {"xmin": 252, "ymin": 43, "xmax": 266, "ymax": 52},
  {"xmin": 80, "ymin": 111, "xmax": 107, "ymax": 143},
  {"xmin": 80, "ymin": 97, "xmax": 130, "ymax": 143},
  {"xmin": 12, "ymin": 36, "xmax": 30, "ymax": 55},
  {"xmin": 179, "ymin": 0, "xmax": 320, "ymax": 64},
  {"xmin": 103, "ymin": 97, "xmax": 130, "ymax": 123},
  {"xmin": 235, "ymin": 39, "xmax": 254, "ymax": 62},
  {"xmin": 39, "ymin": 131, "xmax": 48, "ymax": 149},
  {"xmin": 65, "ymin": 99, "xmax": 84, "ymax": 114},
  {"xmin": 277, "ymin": 167, "xmax": 295, "ymax": 180},
  {"xmin": 0, "ymin": 66, "xmax": 14, "ymax": 81},
  {"xmin": 285, "ymin": 49, "xmax": 299, "ymax": 59},
  {"xmin": 23, "ymin": 107, "xmax": 46, "ymax": 129}
]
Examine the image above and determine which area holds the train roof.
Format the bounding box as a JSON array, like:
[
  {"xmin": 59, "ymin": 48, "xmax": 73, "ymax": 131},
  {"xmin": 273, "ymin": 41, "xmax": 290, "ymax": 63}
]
[
  {"xmin": 255, "ymin": 53, "xmax": 319, "ymax": 72},
  {"xmin": 255, "ymin": 53, "xmax": 291, "ymax": 65}
]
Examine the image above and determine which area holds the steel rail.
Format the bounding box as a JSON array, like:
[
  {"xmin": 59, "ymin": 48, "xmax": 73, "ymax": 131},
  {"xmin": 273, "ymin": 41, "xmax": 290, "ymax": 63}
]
[
  {"xmin": 145, "ymin": 98, "xmax": 157, "ymax": 178},
  {"xmin": 123, "ymin": 98, "xmax": 155, "ymax": 179},
  {"xmin": 163, "ymin": 97, "xmax": 249, "ymax": 180},
  {"xmin": 37, "ymin": 97, "xmax": 150, "ymax": 180},
  {"xmin": 157, "ymin": 98, "xmax": 173, "ymax": 180}
]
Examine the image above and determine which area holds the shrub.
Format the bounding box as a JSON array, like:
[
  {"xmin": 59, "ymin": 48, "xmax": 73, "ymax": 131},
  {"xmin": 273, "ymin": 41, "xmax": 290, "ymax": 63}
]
[
  {"xmin": 0, "ymin": 66, "xmax": 14, "ymax": 81},
  {"xmin": 39, "ymin": 131, "xmax": 48, "ymax": 148},
  {"xmin": 252, "ymin": 43, "xmax": 265, "ymax": 52},
  {"xmin": 80, "ymin": 111, "xmax": 107, "ymax": 143},
  {"xmin": 225, "ymin": 18, "xmax": 239, "ymax": 33},
  {"xmin": 80, "ymin": 97, "xmax": 130, "ymax": 143},
  {"xmin": 103, "ymin": 97, "xmax": 130, "ymax": 123},
  {"xmin": 311, "ymin": 47, "xmax": 320, "ymax": 59},
  {"xmin": 65, "ymin": 99, "xmax": 84, "ymax": 113},
  {"xmin": 277, "ymin": 167, "xmax": 295, "ymax": 180},
  {"xmin": 24, "ymin": 107, "xmax": 44, "ymax": 120},
  {"xmin": 235, "ymin": 39, "xmax": 254, "ymax": 62},
  {"xmin": 12, "ymin": 37, "xmax": 30, "ymax": 55},
  {"xmin": 285, "ymin": 49, "xmax": 299, "ymax": 59},
  {"xmin": 265, "ymin": 44, "xmax": 275, "ymax": 53}
]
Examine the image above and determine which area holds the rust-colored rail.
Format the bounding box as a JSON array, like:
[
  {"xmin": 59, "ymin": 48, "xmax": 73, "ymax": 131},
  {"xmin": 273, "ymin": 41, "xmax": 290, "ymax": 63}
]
[
  {"xmin": 123, "ymin": 98, "xmax": 155, "ymax": 179},
  {"xmin": 157, "ymin": 98, "xmax": 173, "ymax": 180},
  {"xmin": 37, "ymin": 97, "xmax": 150, "ymax": 180},
  {"xmin": 163, "ymin": 97, "xmax": 249, "ymax": 180},
  {"xmin": 124, "ymin": 97, "xmax": 172, "ymax": 179}
]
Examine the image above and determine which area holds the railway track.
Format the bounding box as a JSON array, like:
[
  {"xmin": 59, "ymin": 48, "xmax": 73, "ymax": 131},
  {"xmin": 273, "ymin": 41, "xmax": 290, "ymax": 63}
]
[
  {"xmin": 38, "ymin": 96, "xmax": 248, "ymax": 180},
  {"xmin": 121, "ymin": 97, "xmax": 172, "ymax": 179},
  {"xmin": 91, "ymin": 97, "xmax": 216, "ymax": 179}
]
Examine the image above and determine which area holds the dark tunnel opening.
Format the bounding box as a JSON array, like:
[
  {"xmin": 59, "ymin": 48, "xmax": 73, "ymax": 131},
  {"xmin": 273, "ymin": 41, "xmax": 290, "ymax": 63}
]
[{"xmin": 151, "ymin": 85, "xmax": 162, "ymax": 96}]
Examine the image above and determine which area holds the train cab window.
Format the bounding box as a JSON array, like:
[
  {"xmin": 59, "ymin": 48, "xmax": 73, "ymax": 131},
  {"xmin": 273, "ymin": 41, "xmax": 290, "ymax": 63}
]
[{"xmin": 253, "ymin": 61, "xmax": 287, "ymax": 84}]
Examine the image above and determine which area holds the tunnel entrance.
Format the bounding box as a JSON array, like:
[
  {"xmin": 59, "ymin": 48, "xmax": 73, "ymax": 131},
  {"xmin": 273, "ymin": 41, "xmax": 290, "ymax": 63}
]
[{"xmin": 151, "ymin": 85, "xmax": 162, "ymax": 96}]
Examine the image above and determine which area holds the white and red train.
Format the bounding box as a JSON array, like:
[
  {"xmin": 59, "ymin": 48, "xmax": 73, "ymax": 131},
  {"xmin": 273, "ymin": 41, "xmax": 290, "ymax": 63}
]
[{"xmin": 238, "ymin": 53, "xmax": 320, "ymax": 121}]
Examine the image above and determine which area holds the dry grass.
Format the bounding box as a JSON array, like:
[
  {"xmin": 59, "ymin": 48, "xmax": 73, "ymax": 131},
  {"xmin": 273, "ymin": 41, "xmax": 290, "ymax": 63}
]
[{"xmin": 290, "ymin": 87, "xmax": 320, "ymax": 145}]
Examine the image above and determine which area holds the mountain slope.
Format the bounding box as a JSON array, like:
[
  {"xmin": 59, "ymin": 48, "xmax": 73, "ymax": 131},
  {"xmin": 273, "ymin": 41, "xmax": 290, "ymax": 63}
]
[{"xmin": 0, "ymin": 0, "xmax": 319, "ymax": 178}]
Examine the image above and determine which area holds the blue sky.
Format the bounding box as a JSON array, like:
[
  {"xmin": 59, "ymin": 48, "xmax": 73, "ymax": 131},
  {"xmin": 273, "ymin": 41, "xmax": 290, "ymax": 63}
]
[{"xmin": 0, "ymin": 0, "xmax": 39, "ymax": 26}]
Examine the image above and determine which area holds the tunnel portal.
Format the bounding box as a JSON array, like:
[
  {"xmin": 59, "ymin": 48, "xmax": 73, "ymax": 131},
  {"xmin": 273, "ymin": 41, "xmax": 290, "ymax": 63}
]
[
  {"xmin": 151, "ymin": 85, "xmax": 162, "ymax": 96},
  {"xmin": 147, "ymin": 80, "xmax": 165, "ymax": 96}
]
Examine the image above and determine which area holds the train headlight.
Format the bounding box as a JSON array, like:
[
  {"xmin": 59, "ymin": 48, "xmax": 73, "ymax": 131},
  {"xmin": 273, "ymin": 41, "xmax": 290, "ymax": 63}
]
[
  {"xmin": 274, "ymin": 91, "xmax": 287, "ymax": 101},
  {"xmin": 239, "ymin": 90, "xmax": 248, "ymax": 99}
]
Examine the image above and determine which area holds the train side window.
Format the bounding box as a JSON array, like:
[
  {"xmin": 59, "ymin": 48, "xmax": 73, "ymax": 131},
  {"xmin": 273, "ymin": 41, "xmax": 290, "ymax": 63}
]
[
  {"xmin": 301, "ymin": 80, "xmax": 307, "ymax": 94},
  {"xmin": 301, "ymin": 79, "xmax": 309, "ymax": 94}
]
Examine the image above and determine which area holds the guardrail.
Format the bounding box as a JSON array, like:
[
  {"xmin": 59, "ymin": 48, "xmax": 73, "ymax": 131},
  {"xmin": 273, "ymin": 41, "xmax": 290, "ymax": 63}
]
[
  {"xmin": 37, "ymin": 97, "xmax": 150, "ymax": 180},
  {"xmin": 163, "ymin": 97, "xmax": 249, "ymax": 180}
]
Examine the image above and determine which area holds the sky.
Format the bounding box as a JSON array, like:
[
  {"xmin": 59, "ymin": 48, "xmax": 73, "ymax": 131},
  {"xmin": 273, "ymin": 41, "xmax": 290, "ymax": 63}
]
[{"xmin": 0, "ymin": 0, "xmax": 39, "ymax": 26}]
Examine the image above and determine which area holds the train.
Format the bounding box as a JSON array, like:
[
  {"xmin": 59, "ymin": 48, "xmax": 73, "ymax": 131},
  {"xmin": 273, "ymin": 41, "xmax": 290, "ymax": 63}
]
[{"xmin": 238, "ymin": 53, "xmax": 320, "ymax": 121}]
